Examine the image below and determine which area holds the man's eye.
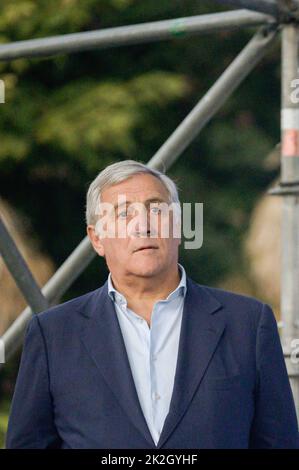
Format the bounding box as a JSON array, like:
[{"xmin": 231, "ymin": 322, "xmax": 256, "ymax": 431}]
[
  {"xmin": 118, "ymin": 207, "xmax": 134, "ymax": 218},
  {"xmin": 150, "ymin": 206, "xmax": 162, "ymax": 214},
  {"xmin": 118, "ymin": 206, "xmax": 162, "ymax": 217},
  {"xmin": 118, "ymin": 210, "xmax": 128, "ymax": 218}
]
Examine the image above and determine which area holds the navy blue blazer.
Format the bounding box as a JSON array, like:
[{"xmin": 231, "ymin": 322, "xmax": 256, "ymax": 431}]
[{"xmin": 6, "ymin": 276, "xmax": 299, "ymax": 449}]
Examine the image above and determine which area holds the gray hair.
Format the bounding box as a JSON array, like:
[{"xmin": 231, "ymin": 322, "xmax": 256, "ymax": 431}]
[{"xmin": 85, "ymin": 160, "xmax": 181, "ymax": 226}]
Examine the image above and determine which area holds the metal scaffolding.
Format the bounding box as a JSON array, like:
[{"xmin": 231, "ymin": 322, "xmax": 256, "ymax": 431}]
[{"xmin": 0, "ymin": 1, "xmax": 299, "ymax": 421}]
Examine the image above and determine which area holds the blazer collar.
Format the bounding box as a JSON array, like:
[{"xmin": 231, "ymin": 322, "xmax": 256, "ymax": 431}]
[{"xmin": 80, "ymin": 275, "xmax": 225, "ymax": 448}]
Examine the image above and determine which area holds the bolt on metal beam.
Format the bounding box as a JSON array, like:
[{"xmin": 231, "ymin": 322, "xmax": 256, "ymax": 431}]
[
  {"xmin": 0, "ymin": 10, "xmax": 275, "ymax": 62},
  {"xmin": 148, "ymin": 25, "xmax": 278, "ymax": 172}
]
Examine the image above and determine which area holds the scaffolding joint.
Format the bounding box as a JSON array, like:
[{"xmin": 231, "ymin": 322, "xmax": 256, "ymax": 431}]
[
  {"xmin": 268, "ymin": 180, "xmax": 299, "ymax": 195},
  {"xmin": 278, "ymin": 0, "xmax": 299, "ymax": 22}
]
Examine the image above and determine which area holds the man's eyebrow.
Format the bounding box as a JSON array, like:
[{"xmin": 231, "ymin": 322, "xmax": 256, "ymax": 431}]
[{"xmin": 112, "ymin": 197, "xmax": 168, "ymax": 210}]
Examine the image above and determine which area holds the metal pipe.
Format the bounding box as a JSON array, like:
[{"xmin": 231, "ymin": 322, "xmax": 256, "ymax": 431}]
[
  {"xmin": 148, "ymin": 25, "xmax": 278, "ymax": 172},
  {"xmin": 1, "ymin": 235, "xmax": 96, "ymax": 363},
  {"xmin": 0, "ymin": 217, "xmax": 48, "ymax": 313},
  {"xmin": 279, "ymin": 24, "xmax": 299, "ymax": 419},
  {"xmin": 0, "ymin": 10, "xmax": 275, "ymax": 61}
]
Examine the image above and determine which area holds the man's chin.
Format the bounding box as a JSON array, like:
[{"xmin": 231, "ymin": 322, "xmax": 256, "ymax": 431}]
[{"xmin": 128, "ymin": 263, "xmax": 162, "ymax": 278}]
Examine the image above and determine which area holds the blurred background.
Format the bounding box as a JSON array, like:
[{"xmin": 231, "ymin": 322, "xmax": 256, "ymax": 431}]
[{"xmin": 0, "ymin": 0, "xmax": 282, "ymax": 446}]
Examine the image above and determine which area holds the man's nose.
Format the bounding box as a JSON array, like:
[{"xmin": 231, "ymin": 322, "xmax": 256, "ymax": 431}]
[
  {"xmin": 135, "ymin": 212, "xmax": 151, "ymax": 236},
  {"xmin": 133, "ymin": 208, "xmax": 154, "ymax": 237}
]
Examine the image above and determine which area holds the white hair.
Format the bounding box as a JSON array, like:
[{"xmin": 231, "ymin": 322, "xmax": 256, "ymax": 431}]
[{"xmin": 85, "ymin": 160, "xmax": 181, "ymax": 226}]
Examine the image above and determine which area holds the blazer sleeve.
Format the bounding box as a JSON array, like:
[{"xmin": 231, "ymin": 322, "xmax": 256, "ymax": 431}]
[
  {"xmin": 249, "ymin": 302, "xmax": 299, "ymax": 448},
  {"xmin": 5, "ymin": 314, "xmax": 62, "ymax": 449}
]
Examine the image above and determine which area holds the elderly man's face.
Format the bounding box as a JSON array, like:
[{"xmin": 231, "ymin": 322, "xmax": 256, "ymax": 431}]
[{"xmin": 88, "ymin": 173, "xmax": 181, "ymax": 278}]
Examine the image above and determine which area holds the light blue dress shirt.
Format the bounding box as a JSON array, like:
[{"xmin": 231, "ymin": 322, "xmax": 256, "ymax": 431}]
[{"xmin": 107, "ymin": 263, "xmax": 187, "ymax": 446}]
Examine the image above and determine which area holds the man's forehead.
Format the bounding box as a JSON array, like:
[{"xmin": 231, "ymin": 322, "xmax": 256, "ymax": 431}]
[
  {"xmin": 103, "ymin": 194, "xmax": 169, "ymax": 209},
  {"xmin": 101, "ymin": 179, "xmax": 169, "ymax": 204}
]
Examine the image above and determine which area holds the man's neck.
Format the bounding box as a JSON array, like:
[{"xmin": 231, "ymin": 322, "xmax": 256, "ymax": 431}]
[{"xmin": 110, "ymin": 265, "xmax": 181, "ymax": 306}]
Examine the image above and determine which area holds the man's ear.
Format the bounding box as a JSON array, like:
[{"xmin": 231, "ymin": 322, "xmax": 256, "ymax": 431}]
[{"xmin": 86, "ymin": 225, "xmax": 105, "ymax": 258}]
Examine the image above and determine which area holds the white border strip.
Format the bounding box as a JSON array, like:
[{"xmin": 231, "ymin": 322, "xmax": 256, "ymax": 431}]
[
  {"xmin": 0, "ymin": 339, "xmax": 5, "ymax": 363},
  {"xmin": 0, "ymin": 79, "xmax": 4, "ymax": 104}
]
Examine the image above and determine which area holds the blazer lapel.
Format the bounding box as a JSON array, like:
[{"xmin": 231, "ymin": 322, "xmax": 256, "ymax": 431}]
[
  {"xmin": 156, "ymin": 276, "xmax": 225, "ymax": 448},
  {"xmin": 80, "ymin": 280, "xmax": 156, "ymax": 448}
]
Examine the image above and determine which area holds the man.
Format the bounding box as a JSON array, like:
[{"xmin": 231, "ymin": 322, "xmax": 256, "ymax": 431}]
[{"xmin": 6, "ymin": 159, "xmax": 299, "ymax": 448}]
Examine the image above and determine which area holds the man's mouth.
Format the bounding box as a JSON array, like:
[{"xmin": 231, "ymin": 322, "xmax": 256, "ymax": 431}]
[{"xmin": 134, "ymin": 246, "xmax": 159, "ymax": 252}]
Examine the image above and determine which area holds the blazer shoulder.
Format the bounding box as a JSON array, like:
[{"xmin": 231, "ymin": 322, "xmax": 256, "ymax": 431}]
[
  {"xmin": 35, "ymin": 285, "xmax": 103, "ymax": 327},
  {"xmin": 190, "ymin": 279, "xmax": 265, "ymax": 324},
  {"xmin": 191, "ymin": 278, "xmax": 263, "ymax": 307}
]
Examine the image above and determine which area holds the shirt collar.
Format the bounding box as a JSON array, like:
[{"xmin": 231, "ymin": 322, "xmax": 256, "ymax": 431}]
[{"xmin": 107, "ymin": 262, "xmax": 187, "ymax": 306}]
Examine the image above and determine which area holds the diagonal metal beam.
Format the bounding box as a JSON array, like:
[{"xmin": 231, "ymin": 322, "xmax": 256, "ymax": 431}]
[
  {"xmin": 0, "ymin": 10, "xmax": 275, "ymax": 62},
  {"xmin": 147, "ymin": 25, "xmax": 278, "ymax": 172},
  {"xmin": 0, "ymin": 217, "xmax": 48, "ymax": 312},
  {"xmin": 1, "ymin": 235, "xmax": 96, "ymax": 364}
]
